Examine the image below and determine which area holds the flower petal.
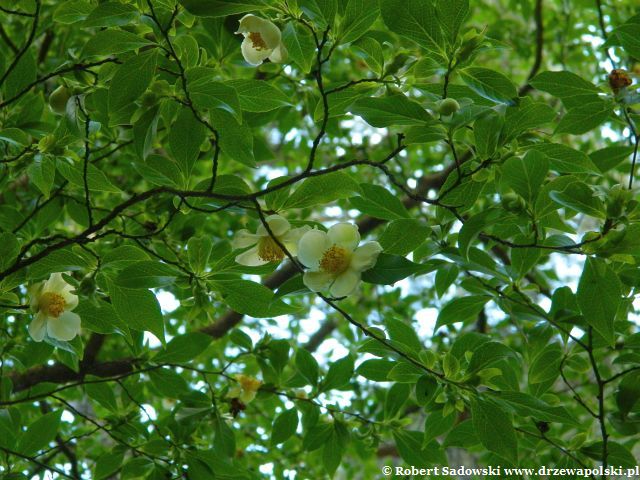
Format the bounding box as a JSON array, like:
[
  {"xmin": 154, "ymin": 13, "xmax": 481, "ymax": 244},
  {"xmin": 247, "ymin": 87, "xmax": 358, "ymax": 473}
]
[
  {"xmin": 327, "ymin": 223, "xmax": 360, "ymax": 251},
  {"xmin": 235, "ymin": 245, "xmax": 268, "ymax": 266},
  {"xmin": 281, "ymin": 225, "xmax": 311, "ymax": 255},
  {"xmin": 269, "ymin": 43, "xmax": 288, "ymax": 63},
  {"xmin": 329, "ymin": 270, "xmax": 360, "ymax": 297},
  {"xmin": 43, "ymin": 272, "xmax": 68, "ymax": 294},
  {"xmin": 241, "ymin": 38, "xmax": 271, "ymax": 66},
  {"xmin": 350, "ymin": 241, "xmax": 382, "ymax": 272},
  {"xmin": 232, "ymin": 229, "xmax": 261, "ymax": 249},
  {"xmin": 257, "ymin": 214, "xmax": 290, "ymax": 237},
  {"xmin": 62, "ymin": 288, "xmax": 79, "ymax": 311},
  {"xmin": 303, "ymin": 271, "xmax": 333, "ymax": 292},
  {"xmin": 236, "ymin": 14, "xmax": 266, "ymax": 34},
  {"xmin": 47, "ymin": 311, "xmax": 81, "ymax": 342},
  {"xmin": 297, "ymin": 229, "xmax": 330, "ymax": 270},
  {"xmin": 28, "ymin": 282, "xmax": 44, "ymax": 310},
  {"xmin": 28, "ymin": 312, "xmax": 47, "ymax": 342}
]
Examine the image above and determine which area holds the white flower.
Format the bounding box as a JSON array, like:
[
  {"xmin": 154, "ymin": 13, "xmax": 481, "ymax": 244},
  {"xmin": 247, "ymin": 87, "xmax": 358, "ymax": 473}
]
[
  {"xmin": 232, "ymin": 214, "xmax": 309, "ymax": 266},
  {"xmin": 227, "ymin": 374, "xmax": 262, "ymax": 404},
  {"xmin": 235, "ymin": 14, "xmax": 288, "ymax": 66},
  {"xmin": 28, "ymin": 273, "xmax": 81, "ymax": 342},
  {"xmin": 297, "ymin": 223, "xmax": 382, "ymax": 297}
]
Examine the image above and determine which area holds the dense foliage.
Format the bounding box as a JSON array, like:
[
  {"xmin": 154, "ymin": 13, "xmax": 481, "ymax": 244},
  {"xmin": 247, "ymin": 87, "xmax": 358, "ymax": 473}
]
[{"xmin": 0, "ymin": 0, "xmax": 639, "ymax": 478}]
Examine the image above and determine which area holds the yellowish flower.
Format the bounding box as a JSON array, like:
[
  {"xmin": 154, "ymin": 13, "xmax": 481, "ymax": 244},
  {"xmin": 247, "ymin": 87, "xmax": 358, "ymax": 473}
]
[
  {"xmin": 28, "ymin": 273, "xmax": 81, "ymax": 342},
  {"xmin": 228, "ymin": 374, "xmax": 262, "ymax": 404},
  {"xmin": 297, "ymin": 223, "xmax": 382, "ymax": 297},
  {"xmin": 235, "ymin": 14, "xmax": 288, "ymax": 66},
  {"xmin": 232, "ymin": 214, "xmax": 309, "ymax": 266}
]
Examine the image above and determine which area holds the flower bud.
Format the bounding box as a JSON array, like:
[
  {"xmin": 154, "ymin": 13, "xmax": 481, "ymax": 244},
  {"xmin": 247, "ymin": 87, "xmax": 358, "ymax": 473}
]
[
  {"xmin": 49, "ymin": 85, "xmax": 71, "ymax": 115},
  {"xmin": 438, "ymin": 98, "xmax": 460, "ymax": 116}
]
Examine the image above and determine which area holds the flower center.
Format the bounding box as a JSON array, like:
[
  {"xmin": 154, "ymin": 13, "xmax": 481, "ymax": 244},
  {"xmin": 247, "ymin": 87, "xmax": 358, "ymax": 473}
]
[
  {"xmin": 257, "ymin": 236, "xmax": 285, "ymax": 262},
  {"xmin": 40, "ymin": 292, "xmax": 66, "ymax": 318},
  {"xmin": 249, "ymin": 32, "xmax": 268, "ymax": 50},
  {"xmin": 319, "ymin": 245, "xmax": 351, "ymax": 275}
]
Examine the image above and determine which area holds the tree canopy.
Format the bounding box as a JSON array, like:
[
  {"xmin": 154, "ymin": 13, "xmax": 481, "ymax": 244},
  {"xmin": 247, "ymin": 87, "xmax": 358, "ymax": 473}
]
[{"xmin": 0, "ymin": 0, "xmax": 639, "ymax": 478}]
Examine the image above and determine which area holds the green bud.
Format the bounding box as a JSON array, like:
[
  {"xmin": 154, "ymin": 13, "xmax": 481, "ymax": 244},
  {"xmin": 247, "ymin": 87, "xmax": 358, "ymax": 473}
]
[
  {"xmin": 457, "ymin": 29, "xmax": 485, "ymax": 62},
  {"xmin": 49, "ymin": 85, "xmax": 71, "ymax": 115},
  {"xmin": 606, "ymin": 184, "xmax": 632, "ymax": 218},
  {"xmin": 501, "ymin": 193, "xmax": 526, "ymax": 213},
  {"xmin": 38, "ymin": 134, "xmax": 58, "ymax": 153},
  {"xmin": 438, "ymin": 98, "xmax": 460, "ymax": 116}
]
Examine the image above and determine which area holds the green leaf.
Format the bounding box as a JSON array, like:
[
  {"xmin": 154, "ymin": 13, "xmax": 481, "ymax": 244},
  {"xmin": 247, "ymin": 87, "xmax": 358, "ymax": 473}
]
[
  {"xmin": 209, "ymin": 109, "xmax": 255, "ymax": 167},
  {"xmin": 149, "ymin": 367, "xmax": 190, "ymax": 397},
  {"xmin": 226, "ymin": 79, "xmax": 292, "ymax": 112},
  {"xmin": 282, "ymin": 22, "xmax": 316, "ymax": 74},
  {"xmin": 616, "ymin": 370, "xmax": 640, "ymax": 417},
  {"xmin": 471, "ymin": 396, "xmax": 518, "ymax": 464},
  {"xmin": 436, "ymin": 295, "xmax": 491, "ymax": 331},
  {"xmin": 361, "ymin": 254, "xmax": 434, "ymax": 285},
  {"xmin": 474, "ymin": 111, "xmax": 504, "ymax": 159},
  {"xmin": 74, "ymin": 300, "xmax": 129, "ymax": 338},
  {"xmin": 467, "ymin": 341, "xmax": 516, "ymax": 374},
  {"xmin": 350, "ymin": 94, "xmax": 432, "ymax": 127},
  {"xmin": 17, "ymin": 410, "xmax": 62, "ymax": 456},
  {"xmin": 321, "ymin": 355, "xmax": 354, "ymax": 391},
  {"xmin": 216, "ymin": 279, "xmax": 299, "ymax": 318},
  {"xmin": 154, "ymin": 333, "xmax": 212, "ymax": 363},
  {"xmin": 283, "ymin": 172, "xmax": 360, "ymax": 209},
  {"xmin": 356, "ymin": 359, "xmax": 396, "ymax": 381},
  {"xmin": 352, "ymin": 36, "xmax": 384, "ymax": 74},
  {"xmin": 0, "ymin": 233, "xmax": 19, "ymax": 271},
  {"xmin": 28, "ymin": 248, "xmax": 92, "ymax": 278},
  {"xmin": 83, "ymin": 30, "xmax": 154, "ymax": 56},
  {"xmin": 53, "ymin": 0, "xmax": 93, "ymax": 24},
  {"xmin": 187, "ymin": 236, "xmax": 213, "ymax": 275},
  {"xmin": 94, "ymin": 450, "xmax": 125, "ymax": 479},
  {"xmin": 459, "ymin": 67, "xmax": 518, "ymax": 105},
  {"xmin": 393, "ymin": 430, "xmax": 445, "ymax": 466},
  {"xmin": 296, "ymin": 348, "xmax": 319, "ymax": 386},
  {"xmin": 555, "ymin": 98, "xmax": 612, "ymax": 135},
  {"xmin": 271, "ymin": 408, "xmax": 299, "ymax": 445},
  {"xmin": 612, "ymin": 23, "xmax": 640, "ymax": 58},
  {"xmin": 339, "ymin": 0, "xmax": 379, "ymax": 44},
  {"xmin": 435, "ymin": 263, "xmax": 458, "ymax": 297},
  {"xmin": 386, "ymin": 318, "xmax": 422, "ymax": 352},
  {"xmin": 384, "ymin": 382, "xmax": 410, "ymax": 419},
  {"xmin": 349, "ymin": 184, "xmax": 410, "ymax": 220},
  {"xmin": 530, "ymin": 70, "xmax": 601, "ymax": 107},
  {"xmin": 436, "ymin": 0, "xmax": 469, "ymax": 43},
  {"xmin": 501, "ymin": 99, "xmax": 556, "ymax": 142},
  {"xmin": 501, "ymin": 150, "xmax": 549, "ymax": 203},
  {"xmin": 528, "ymin": 343, "xmax": 562, "ymax": 385},
  {"xmin": 114, "ymin": 261, "xmax": 181, "ymax": 289},
  {"xmin": 85, "ymin": 377, "xmax": 119, "ymax": 412},
  {"xmin": 577, "ymin": 258, "xmax": 621, "ymax": 345},
  {"xmin": 549, "ymin": 181, "xmax": 605, "ymax": 218},
  {"xmin": 379, "ymin": 219, "xmax": 430, "ymax": 255},
  {"xmin": 380, "ymin": 0, "xmax": 445, "ymax": 58},
  {"xmin": 529, "ymin": 143, "xmax": 599, "ymax": 174},
  {"xmin": 590, "ymin": 145, "xmax": 635, "ymax": 173},
  {"xmin": 27, "ymin": 156, "xmax": 56, "ymax": 198},
  {"xmin": 57, "ymin": 160, "xmax": 121, "ymax": 193},
  {"xmin": 581, "ymin": 441, "xmax": 636, "ymax": 468},
  {"xmin": 83, "ymin": 2, "xmax": 138, "ymax": 27},
  {"xmin": 186, "ymin": 67, "xmax": 242, "ymax": 121},
  {"xmin": 322, "ymin": 423, "xmax": 348, "ymax": 476},
  {"xmin": 108, "ymin": 281, "xmax": 165, "ymax": 343},
  {"xmin": 404, "ymin": 124, "xmax": 447, "ymax": 144},
  {"xmin": 178, "ymin": 0, "xmax": 268, "ymax": 17},
  {"xmin": 493, "ymin": 391, "xmax": 580, "ymax": 426},
  {"xmin": 303, "ymin": 422, "xmax": 333, "ymax": 451},
  {"xmin": 169, "ymin": 106, "xmax": 206, "ymax": 176}
]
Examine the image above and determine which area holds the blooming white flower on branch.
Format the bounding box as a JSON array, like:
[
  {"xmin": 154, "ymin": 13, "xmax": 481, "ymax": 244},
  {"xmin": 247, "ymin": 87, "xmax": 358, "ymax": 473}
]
[
  {"xmin": 297, "ymin": 223, "xmax": 382, "ymax": 297},
  {"xmin": 235, "ymin": 14, "xmax": 288, "ymax": 66},
  {"xmin": 227, "ymin": 374, "xmax": 262, "ymax": 404},
  {"xmin": 28, "ymin": 273, "xmax": 81, "ymax": 342},
  {"xmin": 232, "ymin": 214, "xmax": 309, "ymax": 266}
]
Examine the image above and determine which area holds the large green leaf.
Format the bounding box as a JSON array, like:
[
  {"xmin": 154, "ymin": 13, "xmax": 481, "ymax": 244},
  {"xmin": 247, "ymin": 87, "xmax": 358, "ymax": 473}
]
[
  {"xmin": 459, "ymin": 67, "xmax": 518, "ymax": 105},
  {"xmin": 471, "ymin": 396, "xmax": 518, "ymax": 464},
  {"xmin": 350, "ymin": 94, "xmax": 432, "ymax": 127}
]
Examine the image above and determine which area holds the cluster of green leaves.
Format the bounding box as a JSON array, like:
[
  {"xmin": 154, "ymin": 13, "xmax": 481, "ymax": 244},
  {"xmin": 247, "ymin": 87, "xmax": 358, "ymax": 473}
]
[{"xmin": 0, "ymin": 0, "xmax": 639, "ymax": 478}]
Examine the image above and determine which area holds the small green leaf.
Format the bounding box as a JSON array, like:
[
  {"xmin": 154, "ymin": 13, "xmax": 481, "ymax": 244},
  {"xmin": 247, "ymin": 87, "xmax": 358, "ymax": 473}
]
[
  {"xmin": 17, "ymin": 410, "xmax": 62, "ymax": 456},
  {"xmin": 108, "ymin": 281, "xmax": 165, "ymax": 343},
  {"xmin": 349, "ymin": 184, "xmax": 410, "ymax": 220},
  {"xmin": 282, "ymin": 22, "xmax": 315, "ymax": 74},
  {"xmin": 351, "ymin": 94, "xmax": 432, "ymax": 127},
  {"xmin": 114, "ymin": 261, "xmax": 181, "ymax": 289},
  {"xmin": 338, "ymin": 0, "xmax": 379, "ymax": 44},
  {"xmin": 321, "ymin": 355, "xmax": 354, "ymax": 392},
  {"xmin": 460, "ymin": 67, "xmax": 518, "ymax": 105},
  {"xmin": 188, "ymin": 236, "xmax": 213, "ymax": 274},
  {"xmin": 169, "ymin": 107, "xmax": 206, "ymax": 176},
  {"xmin": 83, "ymin": 30, "xmax": 154, "ymax": 56},
  {"xmin": 296, "ymin": 348, "xmax": 319, "ymax": 386},
  {"xmin": 154, "ymin": 333, "xmax": 212, "ymax": 363},
  {"xmin": 271, "ymin": 408, "xmax": 299, "ymax": 445},
  {"xmin": 471, "ymin": 396, "xmax": 518, "ymax": 464},
  {"xmin": 501, "ymin": 150, "xmax": 549, "ymax": 203},
  {"xmin": 226, "ymin": 79, "xmax": 292, "ymax": 112},
  {"xmin": 379, "ymin": 219, "xmax": 430, "ymax": 255},
  {"xmin": 577, "ymin": 258, "xmax": 622, "ymax": 345},
  {"xmin": 283, "ymin": 172, "xmax": 360, "ymax": 209},
  {"xmin": 436, "ymin": 295, "xmax": 491, "ymax": 330},
  {"xmin": 361, "ymin": 254, "xmax": 434, "ymax": 285}
]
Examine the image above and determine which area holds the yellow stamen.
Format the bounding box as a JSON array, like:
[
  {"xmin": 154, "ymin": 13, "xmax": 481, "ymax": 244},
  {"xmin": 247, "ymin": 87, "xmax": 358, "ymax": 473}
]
[
  {"xmin": 257, "ymin": 236, "xmax": 284, "ymax": 262},
  {"xmin": 237, "ymin": 374, "xmax": 262, "ymax": 394},
  {"xmin": 319, "ymin": 245, "xmax": 350, "ymax": 275},
  {"xmin": 249, "ymin": 32, "xmax": 268, "ymax": 50},
  {"xmin": 39, "ymin": 292, "xmax": 66, "ymax": 318}
]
